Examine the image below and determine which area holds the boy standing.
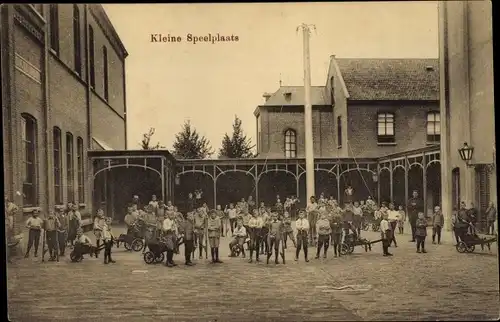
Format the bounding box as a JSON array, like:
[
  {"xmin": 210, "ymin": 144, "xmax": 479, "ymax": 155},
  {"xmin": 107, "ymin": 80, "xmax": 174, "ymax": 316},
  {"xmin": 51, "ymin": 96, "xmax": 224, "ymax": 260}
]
[
  {"xmin": 315, "ymin": 212, "xmax": 331, "ymax": 259},
  {"xmin": 44, "ymin": 211, "xmax": 60, "ymax": 261},
  {"xmin": 193, "ymin": 207, "xmax": 206, "ymax": 259},
  {"xmin": 282, "ymin": 211, "xmax": 296, "ymax": 249},
  {"xmin": 380, "ymin": 212, "xmax": 393, "ymax": 257},
  {"xmin": 178, "ymin": 212, "xmax": 196, "ymax": 266},
  {"xmin": 415, "ymin": 212, "xmax": 428, "ymax": 253},
  {"xmin": 102, "ymin": 217, "xmax": 116, "ymax": 264},
  {"xmin": 295, "ymin": 210, "xmax": 310, "ymax": 262},
  {"xmin": 24, "ymin": 210, "xmax": 44, "ymax": 258},
  {"xmin": 267, "ymin": 213, "xmax": 284, "ymax": 265},
  {"xmin": 207, "ymin": 210, "xmax": 223, "ymax": 264},
  {"xmin": 432, "ymin": 206, "xmax": 444, "ymax": 244}
]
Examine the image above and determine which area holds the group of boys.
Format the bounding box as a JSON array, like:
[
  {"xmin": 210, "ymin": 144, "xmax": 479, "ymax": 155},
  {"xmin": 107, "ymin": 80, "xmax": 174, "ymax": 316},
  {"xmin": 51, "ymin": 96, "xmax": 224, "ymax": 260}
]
[{"xmin": 23, "ymin": 203, "xmax": 85, "ymax": 262}]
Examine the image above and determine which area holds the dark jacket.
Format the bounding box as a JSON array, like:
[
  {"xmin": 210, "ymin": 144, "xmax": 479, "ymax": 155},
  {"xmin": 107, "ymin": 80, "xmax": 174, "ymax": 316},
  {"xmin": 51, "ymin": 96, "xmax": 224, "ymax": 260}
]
[
  {"xmin": 415, "ymin": 218, "xmax": 427, "ymax": 237},
  {"xmin": 179, "ymin": 220, "xmax": 195, "ymax": 241}
]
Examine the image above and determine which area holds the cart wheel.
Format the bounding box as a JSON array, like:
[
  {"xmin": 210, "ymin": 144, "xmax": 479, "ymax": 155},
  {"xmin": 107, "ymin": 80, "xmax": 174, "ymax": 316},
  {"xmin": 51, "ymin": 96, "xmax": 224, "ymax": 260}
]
[
  {"xmin": 155, "ymin": 252, "xmax": 165, "ymax": 263},
  {"xmin": 132, "ymin": 239, "xmax": 144, "ymax": 252},
  {"xmin": 232, "ymin": 245, "xmax": 241, "ymax": 257},
  {"xmin": 340, "ymin": 243, "xmax": 350, "ymax": 255},
  {"xmin": 466, "ymin": 244, "xmax": 475, "ymax": 253},
  {"xmin": 124, "ymin": 242, "xmax": 132, "ymax": 251},
  {"xmin": 70, "ymin": 251, "xmax": 78, "ymax": 262},
  {"xmin": 456, "ymin": 241, "xmax": 467, "ymax": 253},
  {"xmin": 143, "ymin": 251, "xmax": 155, "ymax": 264}
]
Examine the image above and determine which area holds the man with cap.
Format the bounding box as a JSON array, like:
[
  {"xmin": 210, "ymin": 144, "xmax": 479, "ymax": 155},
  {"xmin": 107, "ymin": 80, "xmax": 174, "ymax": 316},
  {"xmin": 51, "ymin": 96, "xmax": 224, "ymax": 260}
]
[
  {"xmin": 25, "ymin": 209, "xmax": 44, "ymax": 258},
  {"xmin": 207, "ymin": 209, "xmax": 223, "ymax": 263},
  {"xmin": 407, "ymin": 190, "xmax": 423, "ymax": 242}
]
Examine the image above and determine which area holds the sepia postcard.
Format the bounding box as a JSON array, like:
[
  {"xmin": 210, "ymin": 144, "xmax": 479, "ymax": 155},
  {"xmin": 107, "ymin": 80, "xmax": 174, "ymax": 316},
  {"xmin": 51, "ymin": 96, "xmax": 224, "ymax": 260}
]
[{"xmin": 3, "ymin": 2, "xmax": 498, "ymax": 321}]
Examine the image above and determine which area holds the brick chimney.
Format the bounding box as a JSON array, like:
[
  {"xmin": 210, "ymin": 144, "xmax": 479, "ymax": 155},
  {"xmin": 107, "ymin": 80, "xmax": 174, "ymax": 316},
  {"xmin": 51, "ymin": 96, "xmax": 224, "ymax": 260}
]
[{"xmin": 263, "ymin": 93, "xmax": 272, "ymax": 102}]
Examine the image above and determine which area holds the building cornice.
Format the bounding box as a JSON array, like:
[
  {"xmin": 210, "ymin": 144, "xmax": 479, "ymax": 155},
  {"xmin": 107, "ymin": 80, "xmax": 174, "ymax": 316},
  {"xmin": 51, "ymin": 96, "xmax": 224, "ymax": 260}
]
[{"xmin": 88, "ymin": 4, "xmax": 128, "ymax": 60}]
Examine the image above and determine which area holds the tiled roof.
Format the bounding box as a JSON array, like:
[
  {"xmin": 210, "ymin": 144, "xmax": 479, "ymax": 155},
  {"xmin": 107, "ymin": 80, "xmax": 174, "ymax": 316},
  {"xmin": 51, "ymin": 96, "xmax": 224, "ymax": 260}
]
[
  {"xmin": 262, "ymin": 86, "xmax": 328, "ymax": 106},
  {"xmin": 335, "ymin": 58, "xmax": 439, "ymax": 101}
]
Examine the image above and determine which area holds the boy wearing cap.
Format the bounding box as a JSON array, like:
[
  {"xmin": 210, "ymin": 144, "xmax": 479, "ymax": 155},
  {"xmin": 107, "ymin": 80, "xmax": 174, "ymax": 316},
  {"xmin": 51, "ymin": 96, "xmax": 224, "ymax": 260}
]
[
  {"xmin": 207, "ymin": 210, "xmax": 223, "ymax": 264},
  {"xmin": 25, "ymin": 210, "xmax": 44, "ymax": 258}
]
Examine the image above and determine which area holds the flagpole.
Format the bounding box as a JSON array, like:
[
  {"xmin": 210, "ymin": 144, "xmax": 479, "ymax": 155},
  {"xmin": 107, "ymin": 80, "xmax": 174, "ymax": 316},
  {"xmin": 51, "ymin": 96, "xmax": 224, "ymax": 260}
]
[{"xmin": 300, "ymin": 23, "xmax": 316, "ymax": 203}]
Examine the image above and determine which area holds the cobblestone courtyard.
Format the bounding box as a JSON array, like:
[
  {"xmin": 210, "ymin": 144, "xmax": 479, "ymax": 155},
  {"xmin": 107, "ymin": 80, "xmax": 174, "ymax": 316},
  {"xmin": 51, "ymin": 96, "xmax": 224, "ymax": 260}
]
[{"xmin": 7, "ymin": 226, "xmax": 500, "ymax": 321}]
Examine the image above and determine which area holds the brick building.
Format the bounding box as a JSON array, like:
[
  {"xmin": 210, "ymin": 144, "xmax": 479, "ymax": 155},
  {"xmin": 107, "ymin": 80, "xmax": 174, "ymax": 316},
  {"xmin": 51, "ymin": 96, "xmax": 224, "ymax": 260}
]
[
  {"xmin": 256, "ymin": 58, "xmax": 440, "ymax": 159},
  {"xmin": 439, "ymin": 1, "xmax": 495, "ymax": 229},
  {"xmin": 253, "ymin": 57, "xmax": 441, "ymax": 210},
  {"xmin": 1, "ymin": 4, "xmax": 127, "ymax": 228}
]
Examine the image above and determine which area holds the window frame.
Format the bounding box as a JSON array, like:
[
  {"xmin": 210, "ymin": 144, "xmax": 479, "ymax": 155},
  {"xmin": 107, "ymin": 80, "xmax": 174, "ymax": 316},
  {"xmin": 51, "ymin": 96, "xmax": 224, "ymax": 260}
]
[
  {"xmin": 66, "ymin": 132, "xmax": 75, "ymax": 203},
  {"xmin": 77, "ymin": 137, "xmax": 85, "ymax": 203},
  {"xmin": 89, "ymin": 25, "xmax": 95, "ymax": 88},
  {"xmin": 337, "ymin": 115, "xmax": 342, "ymax": 148},
  {"xmin": 284, "ymin": 129, "xmax": 297, "ymax": 158},
  {"xmin": 73, "ymin": 5, "xmax": 82, "ymax": 76},
  {"xmin": 49, "ymin": 4, "xmax": 59, "ymax": 54},
  {"xmin": 103, "ymin": 46, "xmax": 109, "ymax": 101},
  {"xmin": 377, "ymin": 112, "xmax": 396, "ymax": 144},
  {"xmin": 426, "ymin": 111, "xmax": 441, "ymax": 143},
  {"xmin": 21, "ymin": 113, "xmax": 38, "ymax": 207},
  {"xmin": 53, "ymin": 127, "xmax": 63, "ymax": 205}
]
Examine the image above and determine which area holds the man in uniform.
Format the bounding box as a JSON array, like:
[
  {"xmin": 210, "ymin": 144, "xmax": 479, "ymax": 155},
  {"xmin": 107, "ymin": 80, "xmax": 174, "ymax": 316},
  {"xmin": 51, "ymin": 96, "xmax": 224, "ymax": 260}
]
[
  {"xmin": 207, "ymin": 210, "xmax": 223, "ymax": 264},
  {"xmin": 407, "ymin": 190, "xmax": 423, "ymax": 242}
]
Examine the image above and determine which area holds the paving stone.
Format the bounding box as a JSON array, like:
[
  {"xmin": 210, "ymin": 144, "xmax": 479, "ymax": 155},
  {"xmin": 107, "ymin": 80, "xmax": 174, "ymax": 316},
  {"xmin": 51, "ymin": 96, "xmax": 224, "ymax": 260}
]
[{"xmin": 7, "ymin": 227, "xmax": 499, "ymax": 321}]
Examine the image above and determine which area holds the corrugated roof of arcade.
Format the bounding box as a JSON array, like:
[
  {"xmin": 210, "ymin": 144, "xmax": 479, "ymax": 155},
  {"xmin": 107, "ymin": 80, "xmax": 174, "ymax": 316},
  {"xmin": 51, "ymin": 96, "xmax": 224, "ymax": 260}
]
[
  {"xmin": 335, "ymin": 58, "xmax": 439, "ymax": 101},
  {"xmin": 262, "ymin": 86, "xmax": 328, "ymax": 106}
]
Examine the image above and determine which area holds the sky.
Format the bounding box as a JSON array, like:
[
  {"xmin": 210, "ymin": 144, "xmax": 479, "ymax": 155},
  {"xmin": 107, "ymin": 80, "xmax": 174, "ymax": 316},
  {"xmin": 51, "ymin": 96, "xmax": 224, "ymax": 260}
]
[{"xmin": 103, "ymin": 2, "xmax": 439, "ymax": 155}]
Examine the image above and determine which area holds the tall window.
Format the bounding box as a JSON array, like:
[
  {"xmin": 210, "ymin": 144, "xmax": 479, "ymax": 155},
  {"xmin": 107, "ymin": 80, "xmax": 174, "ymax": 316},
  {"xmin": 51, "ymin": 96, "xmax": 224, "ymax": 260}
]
[
  {"xmin": 284, "ymin": 129, "xmax": 297, "ymax": 158},
  {"xmin": 89, "ymin": 25, "xmax": 95, "ymax": 88},
  {"xmin": 337, "ymin": 116, "xmax": 342, "ymax": 147},
  {"xmin": 103, "ymin": 46, "xmax": 109, "ymax": 101},
  {"xmin": 73, "ymin": 5, "xmax": 82, "ymax": 75},
  {"xmin": 21, "ymin": 114, "xmax": 38, "ymax": 207},
  {"xmin": 77, "ymin": 137, "xmax": 85, "ymax": 203},
  {"xmin": 426, "ymin": 111, "xmax": 441, "ymax": 143},
  {"xmin": 49, "ymin": 5, "xmax": 59, "ymax": 53},
  {"xmin": 66, "ymin": 132, "xmax": 74, "ymax": 203},
  {"xmin": 377, "ymin": 112, "xmax": 395, "ymax": 143},
  {"xmin": 256, "ymin": 114, "xmax": 261, "ymax": 153},
  {"xmin": 330, "ymin": 76, "xmax": 335, "ymax": 106},
  {"xmin": 53, "ymin": 127, "xmax": 62, "ymax": 204}
]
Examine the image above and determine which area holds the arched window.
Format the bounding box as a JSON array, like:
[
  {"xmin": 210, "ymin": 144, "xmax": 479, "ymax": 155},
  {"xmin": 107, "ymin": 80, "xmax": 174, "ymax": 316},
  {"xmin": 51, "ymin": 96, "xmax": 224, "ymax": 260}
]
[
  {"xmin": 77, "ymin": 137, "xmax": 85, "ymax": 203},
  {"xmin": 53, "ymin": 127, "xmax": 62, "ymax": 204},
  {"xmin": 21, "ymin": 113, "xmax": 38, "ymax": 207},
  {"xmin": 284, "ymin": 129, "xmax": 297, "ymax": 158},
  {"xmin": 66, "ymin": 132, "xmax": 74, "ymax": 203}
]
